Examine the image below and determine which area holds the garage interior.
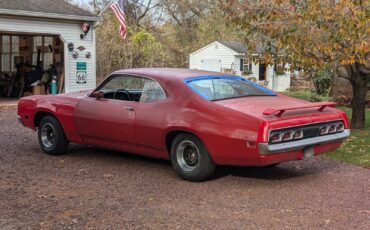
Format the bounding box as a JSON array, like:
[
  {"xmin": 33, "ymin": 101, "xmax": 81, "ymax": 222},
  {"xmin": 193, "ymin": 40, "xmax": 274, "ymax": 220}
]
[{"xmin": 0, "ymin": 32, "xmax": 65, "ymax": 102}]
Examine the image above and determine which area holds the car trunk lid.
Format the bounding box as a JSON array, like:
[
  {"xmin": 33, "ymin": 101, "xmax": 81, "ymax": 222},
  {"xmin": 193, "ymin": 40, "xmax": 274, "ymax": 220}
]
[{"xmin": 214, "ymin": 95, "xmax": 339, "ymax": 122}]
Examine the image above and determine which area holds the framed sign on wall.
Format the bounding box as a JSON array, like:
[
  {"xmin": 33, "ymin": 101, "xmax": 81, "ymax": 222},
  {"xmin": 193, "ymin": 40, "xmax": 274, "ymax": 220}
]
[{"xmin": 76, "ymin": 62, "xmax": 87, "ymax": 84}]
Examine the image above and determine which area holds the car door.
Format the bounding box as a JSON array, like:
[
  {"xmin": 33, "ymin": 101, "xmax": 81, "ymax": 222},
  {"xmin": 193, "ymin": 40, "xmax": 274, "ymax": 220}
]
[
  {"xmin": 74, "ymin": 74, "xmax": 145, "ymax": 150},
  {"xmin": 134, "ymin": 78, "xmax": 169, "ymax": 156}
]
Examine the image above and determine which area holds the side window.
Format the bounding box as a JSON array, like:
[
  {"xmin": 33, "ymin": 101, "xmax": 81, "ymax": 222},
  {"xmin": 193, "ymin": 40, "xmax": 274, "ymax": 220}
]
[
  {"xmin": 97, "ymin": 75, "xmax": 146, "ymax": 101},
  {"xmin": 100, "ymin": 75, "xmax": 145, "ymax": 91},
  {"xmin": 140, "ymin": 79, "xmax": 166, "ymax": 103}
]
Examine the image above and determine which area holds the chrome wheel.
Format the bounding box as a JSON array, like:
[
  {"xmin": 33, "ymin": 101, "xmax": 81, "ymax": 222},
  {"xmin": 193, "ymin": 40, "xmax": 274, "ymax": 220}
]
[
  {"xmin": 176, "ymin": 140, "xmax": 200, "ymax": 171},
  {"xmin": 171, "ymin": 134, "xmax": 216, "ymax": 181},
  {"xmin": 38, "ymin": 115, "xmax": 69, "ymax": 155},
  {"xmin": 40, "ymin": 123, "xmax": 56, "ymax": 148}
]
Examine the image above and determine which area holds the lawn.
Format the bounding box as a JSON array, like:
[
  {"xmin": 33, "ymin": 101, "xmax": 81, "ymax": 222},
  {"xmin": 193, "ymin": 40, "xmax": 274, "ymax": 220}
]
[
  {"xmin": 285, "ymin": 90, "xmax": 370, "ymax": 168},
  {"xmin": 324, "ymin": 107, "xmax": 370, "ymax": 168}
]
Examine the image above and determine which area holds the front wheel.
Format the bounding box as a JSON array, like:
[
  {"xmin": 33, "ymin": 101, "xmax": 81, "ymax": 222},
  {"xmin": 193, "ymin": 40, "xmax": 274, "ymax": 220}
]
[
  {"xmin": 38, "ymin": 115, "xmax": 69, "ymax": 155},
  {"xmin": 171, "ymin": 134, "xmax": 215, "ymax": 182}
]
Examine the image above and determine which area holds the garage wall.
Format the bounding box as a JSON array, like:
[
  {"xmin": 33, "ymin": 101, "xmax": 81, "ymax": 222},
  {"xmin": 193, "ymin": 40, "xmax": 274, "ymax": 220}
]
[
  {"xmin": 0, "ymin": 16, "xmax": 96, "ymax": 93},
  {"xmin": 189, "ymin": 42, "xmax": 239, "ymax": 74}
]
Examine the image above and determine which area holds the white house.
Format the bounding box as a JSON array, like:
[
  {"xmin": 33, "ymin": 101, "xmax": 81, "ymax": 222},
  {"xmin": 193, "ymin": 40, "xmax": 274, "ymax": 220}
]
[
  {"xmin": 0, "ymin": 0, "xmax": 99, "ymax": 98},
  {"xmin": 189, "ymin": 41, "xmax": 292, "ymax": 92}
]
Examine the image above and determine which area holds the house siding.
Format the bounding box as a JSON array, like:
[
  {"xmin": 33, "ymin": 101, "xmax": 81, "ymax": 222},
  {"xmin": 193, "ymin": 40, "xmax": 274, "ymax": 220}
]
[
  {"xmin": 0, "ymin": 16, "xmax": 96, "ymax": 93},
  {"xmin": 265, "ymin": 63, "xmax": 291, "ymax": 92},
  {"xmin": 189, "ymin": 42, "xmax": 241, "ymax": 75}
]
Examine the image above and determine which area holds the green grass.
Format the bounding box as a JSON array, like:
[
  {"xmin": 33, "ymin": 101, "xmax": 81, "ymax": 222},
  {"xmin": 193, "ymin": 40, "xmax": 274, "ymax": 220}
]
[
  {"xmin": 284, "ymin": 90, "xmax": 313, "ymax": 100},
  {"xmin": 285, "ymin": 90, "xmax": 370, "ymax": 168},
  {"xmin": 284, "ymin": 89, "xmax": 331, "ymax": 102},
  {"xmin": 323, "ymin": 107, "xmax": 370, "ymax": 168}
]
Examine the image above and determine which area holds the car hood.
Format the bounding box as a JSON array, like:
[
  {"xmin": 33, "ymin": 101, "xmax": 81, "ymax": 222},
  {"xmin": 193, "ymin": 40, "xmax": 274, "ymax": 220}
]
[
  {"xmin": 57, "ymin": 90, "xmax": 92, "ymax": 99},
  {"xmin": 213, "ymin": 94, "xmax": 335, "ymax": 120}
]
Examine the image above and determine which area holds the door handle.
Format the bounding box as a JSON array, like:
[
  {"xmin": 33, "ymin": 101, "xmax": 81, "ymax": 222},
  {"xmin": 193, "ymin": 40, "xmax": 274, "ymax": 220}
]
[{"xmin": 123, "ymin": 106, "xmax": 135, "ymax": 112}]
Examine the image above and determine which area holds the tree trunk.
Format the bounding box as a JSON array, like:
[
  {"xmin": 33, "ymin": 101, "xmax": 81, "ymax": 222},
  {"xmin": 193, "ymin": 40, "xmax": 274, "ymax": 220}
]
[{"xmin": 350, "ymin": 66, "xmax": 368, "ymax": 130}]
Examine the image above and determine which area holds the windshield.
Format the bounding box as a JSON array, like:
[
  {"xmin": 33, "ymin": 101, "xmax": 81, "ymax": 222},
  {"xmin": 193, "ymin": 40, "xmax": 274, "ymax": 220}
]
[{"xmin": 186, "ymin": 76, "xmax": 276, "ymax": 101}]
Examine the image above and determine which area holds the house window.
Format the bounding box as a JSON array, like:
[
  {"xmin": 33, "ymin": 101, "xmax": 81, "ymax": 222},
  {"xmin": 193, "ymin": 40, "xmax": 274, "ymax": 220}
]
[
  {"xmin": 44, "ymin": 37, "xmax": 53, "ymax": 69},
  {"xmin": 1, "ymin": 35, "xmax": 11, "ymax": 72},
  {"xmin": 32, "ymin": 36, "xmax": 43, "ymax": 67},
  {"xmin": 11, "ymin": 36, "xmax": 20, "ymax": 71},
  {"xmin": 1, "ymin": 35, "xmax": 20, "ymax": 72},
  {"xmin": 32, "ymin": 36, "xmax": 54, "ymax": 69},
  {"xmin": 240, "ymin": 58, "xmax": 252, "ymax": 73}
]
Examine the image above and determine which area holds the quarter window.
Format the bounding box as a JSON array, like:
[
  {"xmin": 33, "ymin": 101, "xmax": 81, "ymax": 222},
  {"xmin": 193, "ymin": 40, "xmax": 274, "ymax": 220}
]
[{"xmin": 140, "ymin": 79, "xmax": 166, "ymax": 103}]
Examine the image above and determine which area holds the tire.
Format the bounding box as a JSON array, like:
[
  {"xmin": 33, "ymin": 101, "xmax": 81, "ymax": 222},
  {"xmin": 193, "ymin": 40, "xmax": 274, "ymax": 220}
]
[
  {"xmin": 37, "ymin": 115, "xmax": 69, "ymax": 155},
  {"xmin": 170, "ymin": 134, "xmax": 215, "ymax": 182},
  {"xmin": 263, "ymin": 163, "xmax": 280, "ymax": 168}
]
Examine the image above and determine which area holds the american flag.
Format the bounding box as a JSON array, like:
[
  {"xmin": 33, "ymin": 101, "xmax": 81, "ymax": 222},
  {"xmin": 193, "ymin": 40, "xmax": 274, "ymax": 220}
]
[{"xmin": 110, "ymin": 0, "xmax": 127, "ymax": 39}]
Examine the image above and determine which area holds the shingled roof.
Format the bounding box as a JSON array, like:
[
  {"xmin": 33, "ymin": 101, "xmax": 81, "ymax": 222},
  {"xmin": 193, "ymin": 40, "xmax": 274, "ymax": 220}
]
[
  {"xmin": 218, "ymin": 41, "xmax": 247, "ymax": 54},
  {"xmin": 0, "ymin": 0, "xmax": 97, "ymax": 20}
]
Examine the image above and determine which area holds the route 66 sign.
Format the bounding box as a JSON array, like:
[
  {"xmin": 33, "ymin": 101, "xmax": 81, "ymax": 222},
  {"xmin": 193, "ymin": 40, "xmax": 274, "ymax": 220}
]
[
  {"xmin": 76, "ymin": 71, "xmax": 87, "ymax": 84},
  {"xmin": 76, "ymin": 62, "xmax": 87, "ymax": 84}
]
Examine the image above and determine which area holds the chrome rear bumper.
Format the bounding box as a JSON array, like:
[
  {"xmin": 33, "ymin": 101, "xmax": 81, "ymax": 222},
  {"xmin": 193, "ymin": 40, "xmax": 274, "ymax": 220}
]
[{"xmin": 259, "ymin": 129, "xmax": 350, "ymax": 155}]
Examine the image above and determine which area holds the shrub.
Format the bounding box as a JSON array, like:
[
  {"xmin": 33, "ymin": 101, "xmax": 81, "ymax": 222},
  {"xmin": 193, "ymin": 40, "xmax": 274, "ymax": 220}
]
[
  {"xmin": 275, "ymin": 66, "xmax": 286, "ymax": 76},
  {"xmin": 313, "ymin": 69, "xmax": 332, "ymax": 95},
  {"xmin": 308, "ymin": 91, "xmax": 323, "ymax": 102},
  {"xmin": 242, "ymin": 70, "xmax": 253, "ymax": 75},
  {"xmin": 247, "ymin": 76, "xmax": 257, "ymax": 82}
]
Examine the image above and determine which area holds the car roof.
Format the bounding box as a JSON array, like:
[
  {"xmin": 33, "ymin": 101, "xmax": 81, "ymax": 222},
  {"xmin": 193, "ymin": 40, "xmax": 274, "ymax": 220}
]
[{"xmin": 113, "ymin": 68, "xmax": 230, "ymax": 81}]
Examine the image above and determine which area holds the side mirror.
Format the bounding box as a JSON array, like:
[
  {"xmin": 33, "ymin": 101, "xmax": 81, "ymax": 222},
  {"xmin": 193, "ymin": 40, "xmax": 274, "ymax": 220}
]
[{"xmin": 90, "ymin": 91, "xmax": 104, "ymax": 100}]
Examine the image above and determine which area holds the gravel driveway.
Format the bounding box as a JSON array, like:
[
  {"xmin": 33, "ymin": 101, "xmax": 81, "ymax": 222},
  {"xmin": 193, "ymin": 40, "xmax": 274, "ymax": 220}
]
[{"xmin": 0, "ymin": 106, "xmax": 369, "ymax": 229}]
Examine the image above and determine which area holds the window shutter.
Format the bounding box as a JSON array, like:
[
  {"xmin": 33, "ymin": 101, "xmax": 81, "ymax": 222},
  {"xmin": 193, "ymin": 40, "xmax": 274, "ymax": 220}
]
[{"xmin": 240, "ymin": 59, "xmax": 244, "ymax": 71}]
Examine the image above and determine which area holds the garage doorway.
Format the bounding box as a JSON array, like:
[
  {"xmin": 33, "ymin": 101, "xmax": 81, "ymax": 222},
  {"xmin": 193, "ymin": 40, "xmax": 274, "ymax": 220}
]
[
  {"xmin": 0, "ymin": 32, "xmax": 65, "ymax": 100},
  {"xmin": 201, "ymin": 59, "xmax": 221, "ymax": 72}
]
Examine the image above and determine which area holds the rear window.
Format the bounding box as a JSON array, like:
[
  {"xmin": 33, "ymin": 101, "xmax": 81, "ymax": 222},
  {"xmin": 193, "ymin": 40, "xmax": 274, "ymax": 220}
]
[{"xmin": 185, "ymin": 76, "xmax": 276, "ymax": 101}]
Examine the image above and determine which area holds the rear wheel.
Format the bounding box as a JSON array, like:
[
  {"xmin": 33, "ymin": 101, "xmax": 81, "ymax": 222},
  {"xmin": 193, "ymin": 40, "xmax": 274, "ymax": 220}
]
[
  {"xmin": 38, "ymin": 115, "xmax": 69, "ymax": 155},
  {"xmin": 263, "ymin": 163, "xmax": 280, "ymax": 168},
  {"xmin": 171, "ymin": 134, "xmax": 215, "ymax": 182}
]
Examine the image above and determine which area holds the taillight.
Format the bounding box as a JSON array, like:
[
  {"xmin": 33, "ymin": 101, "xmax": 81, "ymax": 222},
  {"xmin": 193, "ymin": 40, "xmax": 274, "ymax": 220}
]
[
  {"xmin": 268, "ymin": 121, "xmax": 345, "ymax": 143},
  {"xmin": 320, "ymin": 126, "xmax": 329, "ymax": 135},
  {"xmin": 293, "ymin": 130, "xmax": 303, "ymax": 139},
  {"xmin": 319, "ymin": 121, "xmax": 345, "ymax": 136},
  {"xmin": 328, "ymin": 125, "xmax": 336, "ymax": 133},
  {"xmin": 269, "ymin": 130, "xmax": 302, "ymax": 143},
  {"xmin": 282, "ymin": 131, "xmax": 293, "ymax": 141},
  {"xmin": 336, "ymin": 123, "xmax": 344, "ymax": 132},
  {"xmin": 270, "ymin": 133, "xmax": 282, "ymax": 143}
]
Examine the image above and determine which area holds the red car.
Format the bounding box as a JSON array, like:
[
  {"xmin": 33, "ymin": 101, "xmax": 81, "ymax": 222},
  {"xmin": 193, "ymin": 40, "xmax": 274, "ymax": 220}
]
[{"xmin": 17, "ymin": 68, "xmax": 350, "ymax": 181}]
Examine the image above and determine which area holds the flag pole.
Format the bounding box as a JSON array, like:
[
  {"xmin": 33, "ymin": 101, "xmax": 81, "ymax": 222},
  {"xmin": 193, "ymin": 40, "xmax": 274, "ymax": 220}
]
[
  {"xmin": 98, "ymin": 0, "xmax": 116, "ymax": 17},
  {"xmin": 94, "ymin": 0, "xmax": 116, "ymax": 28}
]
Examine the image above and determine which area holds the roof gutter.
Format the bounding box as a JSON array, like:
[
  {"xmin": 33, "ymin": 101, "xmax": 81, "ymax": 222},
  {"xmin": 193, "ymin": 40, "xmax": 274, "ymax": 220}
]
[{"xmin": 0, "ymin": 8, "xmax": 100, "ymax": 22}]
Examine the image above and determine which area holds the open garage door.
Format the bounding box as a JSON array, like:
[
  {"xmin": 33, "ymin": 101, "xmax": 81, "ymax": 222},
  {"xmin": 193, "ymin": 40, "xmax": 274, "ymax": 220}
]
[{"xmin": 0, "ymin": 33, "xmax": 65, "ymax": 99}]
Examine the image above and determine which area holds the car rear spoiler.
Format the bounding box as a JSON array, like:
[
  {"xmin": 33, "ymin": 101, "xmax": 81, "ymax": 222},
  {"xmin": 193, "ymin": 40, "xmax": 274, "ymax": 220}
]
[{"xmin": 262, "ymin": 102, "xmax": 337, "ymax": 116}]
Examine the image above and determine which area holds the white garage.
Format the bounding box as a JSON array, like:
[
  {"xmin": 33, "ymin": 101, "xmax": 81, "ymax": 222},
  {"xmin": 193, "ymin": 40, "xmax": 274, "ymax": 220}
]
[
  {"xmin": 189, "ymin": 41, "xmax": 247, "ymax": 76},
  {"xmin": 0, "ymin": 0, "xmax": 99, "ymax": 100}
]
